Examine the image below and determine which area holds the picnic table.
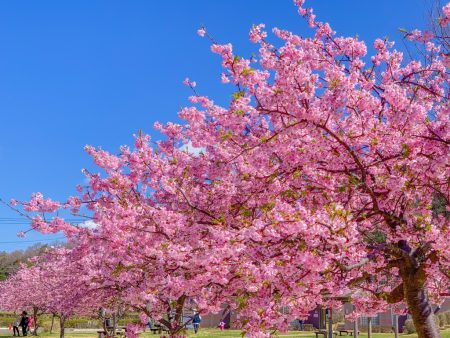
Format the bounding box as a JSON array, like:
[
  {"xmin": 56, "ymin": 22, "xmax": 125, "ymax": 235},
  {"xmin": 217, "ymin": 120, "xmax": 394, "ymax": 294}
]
[
  {"xmin": 149, "ymin": 323, "xmax": 169, "ymax": 334},
  {"xmin": 342, "ymin": 330, "xmax": 359, "ymax": 336},
  {"xmin": 337, "ymin": 329, "xmax": 352, "ymax": 336},
  {"xmin": 97, "ymin": 328, "xmax": 125, "ymax": 338},
  {"xmin": 315, "ymin": 330, "xmax": 338, "ymax": 338}
]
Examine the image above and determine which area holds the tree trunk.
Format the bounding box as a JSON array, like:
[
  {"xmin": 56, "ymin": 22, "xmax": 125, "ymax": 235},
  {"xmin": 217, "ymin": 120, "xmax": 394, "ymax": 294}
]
[
  {"xmin": 32, "ymin": 307, "xmax": 39, "ymax": 336},
  {"xmin": 50, "ymin": 314, "xmax": 55, "ymax": 334},
  {"xmin": 112, "ymin": 312, "xmax": 117, "ymax": 338},
  {"xmin": 352, "ymin": 304, "xmax": 358, "ymax": 338},
  {"xmin": 102, "ymin": 316, "xmax": 107, "ymax": 334},
  {"xmin": 161, "ymin": 295, "xmax": 187, "ymax": 338},
  {"xmin": 59, "ymin": 315, "xmax": 65, "ymax": 338},
  {"xmin": 402, "ymin": 269, "xmax": 441, "ymax": 338}
]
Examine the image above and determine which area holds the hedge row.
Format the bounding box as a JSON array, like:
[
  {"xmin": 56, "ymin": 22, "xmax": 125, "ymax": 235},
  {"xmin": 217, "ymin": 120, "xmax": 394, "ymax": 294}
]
[{"xmin": 0, "ymin": 312, "xmax": 141, "ymax": 330}]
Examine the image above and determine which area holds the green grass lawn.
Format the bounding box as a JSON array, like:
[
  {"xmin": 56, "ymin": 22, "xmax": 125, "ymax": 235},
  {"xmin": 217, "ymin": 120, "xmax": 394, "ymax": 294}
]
[
  {"xmin": 1, "ymin": 330, "xmax": 449, "ymax": 338},
  {"xmin": 175, "ymin": 329, "xmax": 450, "ymax": 338}
]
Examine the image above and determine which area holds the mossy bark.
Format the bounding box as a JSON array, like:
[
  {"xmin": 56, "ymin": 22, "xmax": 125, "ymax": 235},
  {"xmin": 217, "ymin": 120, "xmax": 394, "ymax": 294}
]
[{"xmin": 401, "ymin": 265, "xmax": 440, "ymax": 338}]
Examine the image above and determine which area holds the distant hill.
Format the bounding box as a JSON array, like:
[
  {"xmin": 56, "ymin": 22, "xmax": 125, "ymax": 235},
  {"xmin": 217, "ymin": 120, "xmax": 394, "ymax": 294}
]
[{"xmin": 0, "ymin": 244, "xmax": 49, "ymax": 280}]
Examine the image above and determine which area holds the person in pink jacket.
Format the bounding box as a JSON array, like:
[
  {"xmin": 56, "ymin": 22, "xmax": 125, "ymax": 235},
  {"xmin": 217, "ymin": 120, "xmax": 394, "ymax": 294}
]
[{"xmin": 27, "ymin": 315, "xmax": 34, "ymax": 334}]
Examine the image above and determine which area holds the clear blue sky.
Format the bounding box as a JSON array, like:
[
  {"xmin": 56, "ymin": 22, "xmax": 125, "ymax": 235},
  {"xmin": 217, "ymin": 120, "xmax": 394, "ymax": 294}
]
[{"xmin": 0, "ymin": 0, "xmax": 429, "ymax": 251}]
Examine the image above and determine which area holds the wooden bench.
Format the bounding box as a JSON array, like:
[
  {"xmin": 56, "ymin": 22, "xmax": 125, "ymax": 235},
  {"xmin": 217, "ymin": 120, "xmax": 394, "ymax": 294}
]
[{"xmin": 336, "ymin": 324, "xmax": 352, "ymax": 336}]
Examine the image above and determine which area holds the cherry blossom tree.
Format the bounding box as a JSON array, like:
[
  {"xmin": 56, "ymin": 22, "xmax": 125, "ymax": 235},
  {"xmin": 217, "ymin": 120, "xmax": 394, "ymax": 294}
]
[
  {"xmin": 38, "ymin": 248, "xmax": 105, "ymax": 338},
  {"xmin": 8, "ymin": 1, "xmax": 449, "ymax": 338},
  {"xmin": 0, "ymin": 247, "xmax": 103, "ymax": 338},
  {"xmin": 45, "ymin": 147, "xmax": 252, "ymax": 337},
  {"xmin": 155, "ymin": 1, "xmax": 449, "ymax": 336},
  {"xmin": 0, "ymin": 263, "xmax": 49, "ymax": 335}
]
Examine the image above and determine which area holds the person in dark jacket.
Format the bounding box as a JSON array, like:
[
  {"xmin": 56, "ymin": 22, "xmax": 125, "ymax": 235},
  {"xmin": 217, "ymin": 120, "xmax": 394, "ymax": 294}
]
[
  {"xmin": 19, "ymin": 311, "xmax": 29, "ymax": 336},
  {"xmin": 299, "ymin": 319, "xmax": 305, "ymax": 331},
  {"xmin": 192, "ymin": 312, "xmax": 201, "ymax": 334}
]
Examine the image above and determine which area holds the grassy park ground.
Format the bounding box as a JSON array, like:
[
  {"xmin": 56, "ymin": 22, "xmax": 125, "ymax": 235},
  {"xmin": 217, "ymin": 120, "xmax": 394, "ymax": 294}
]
[{"xmin": 1, "ymin": 330, "xmax": 450, "ymax": 338}]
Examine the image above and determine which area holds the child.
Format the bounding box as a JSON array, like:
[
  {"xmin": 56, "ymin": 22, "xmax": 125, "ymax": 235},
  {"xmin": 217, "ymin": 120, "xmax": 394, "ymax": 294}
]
[{"xmin": 218, "ymin": 321, "xmax": 225, "ymax": 331}]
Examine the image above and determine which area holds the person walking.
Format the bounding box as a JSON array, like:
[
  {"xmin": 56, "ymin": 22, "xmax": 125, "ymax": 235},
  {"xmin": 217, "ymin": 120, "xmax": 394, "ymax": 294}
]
[
  {"xmin": 299, "ymin": 319, "xmax": 305, "ymax": 331},
  {"xmin": 19, "ymin": 311, "xmax": 29, "ymax": 336},
  {"xmin": 192, "ymin": 312, "xmax": 201, "ymax": 334},
  {"xmin": 28, "ymin": 315, "xmax": 34, "ymax": 335},
  {"xmin": 147, "ymin": 319, "xmax": 153, "ymax": 331},
  {"xmin": 13, "ymin": 315, "xmax": 21, "ymax": 336}
]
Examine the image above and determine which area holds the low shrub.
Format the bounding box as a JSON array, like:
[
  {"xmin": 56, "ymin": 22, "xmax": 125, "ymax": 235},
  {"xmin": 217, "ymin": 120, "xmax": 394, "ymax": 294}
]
[
  {"xmin": 0, "ymin": 314, "xmax": 17, "ymax": 327},
  {"xmin": 445, "ymin": 312, "xmax": 450, "ymax": 326},
  {"xmin": 0, "ymin": 311, "xmax": 144, "ymax": 330},
  {"xmin": 404, "ymin": 319, "xmax": 416, "ymax": 334},
  {"xmin": 367, "ymin": 326, "xmax": 392, "ymax": 333},
  {"xmin": 379, "ymin": 326, "xmax": 394, "ymax": 333},
  {"xmin": 435, "ymin": 314, "xmax": 441, "ymax": 327},
  {"xmin": 65, "ymin": 318, "xmax": 100, "ymax": 328},
  {"xmin": 303, "ymin": 324, "xmax": 315, "ymax": 331},
  {"xmin": 437, "ymin": 313, "xmax": 446, "ymax": 328},
  {"xmin": 403, "ymin": 317, "xmax": 443, "ymax": 334}
]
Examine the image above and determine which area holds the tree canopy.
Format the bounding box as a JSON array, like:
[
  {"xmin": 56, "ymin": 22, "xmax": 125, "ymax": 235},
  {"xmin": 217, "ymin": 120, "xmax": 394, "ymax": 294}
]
[{"xmin": 1, "ymin": 1, "xmax": 449, "ymax": 338}]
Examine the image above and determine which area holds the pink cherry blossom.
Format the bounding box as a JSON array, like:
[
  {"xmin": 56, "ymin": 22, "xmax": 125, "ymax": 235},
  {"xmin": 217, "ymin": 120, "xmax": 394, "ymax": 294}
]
[
  {"xmin": 197, "ymin": 27, "xmax": 206, "ymax": 37},
  {"xmin": 5, "ymin": 1, "xmax": 449, "ymax": 338}
]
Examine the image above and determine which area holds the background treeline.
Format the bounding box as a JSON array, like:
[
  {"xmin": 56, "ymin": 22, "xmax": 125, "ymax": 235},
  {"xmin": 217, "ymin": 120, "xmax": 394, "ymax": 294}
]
[{"xmin": 0, "ymin": 245, "xmax": 50, "ymax": 281}]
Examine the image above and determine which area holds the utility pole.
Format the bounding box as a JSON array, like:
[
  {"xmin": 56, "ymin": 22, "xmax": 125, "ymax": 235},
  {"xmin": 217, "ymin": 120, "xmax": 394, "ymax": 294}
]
[
  {"xmin": 390, "ymin": 307, "xmax": 398, "ymax": 338},
  {"xmin": 393, "ymin": 314, "xmax": 399, "ymax": 338}
]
